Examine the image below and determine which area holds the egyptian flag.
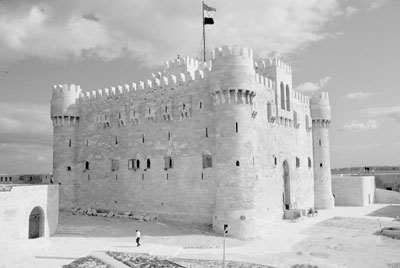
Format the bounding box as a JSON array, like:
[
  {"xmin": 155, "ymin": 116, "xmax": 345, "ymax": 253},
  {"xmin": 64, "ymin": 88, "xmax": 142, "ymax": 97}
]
[{"xmin": 203, "ymin": 3, "xmax": 216, "ymax": 25}]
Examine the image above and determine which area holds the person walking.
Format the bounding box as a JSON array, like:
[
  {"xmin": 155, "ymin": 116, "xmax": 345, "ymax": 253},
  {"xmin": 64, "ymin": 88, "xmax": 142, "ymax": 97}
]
[{"xmin": 135, "ymin": 229, "xmax": 141, "ymax": 247}]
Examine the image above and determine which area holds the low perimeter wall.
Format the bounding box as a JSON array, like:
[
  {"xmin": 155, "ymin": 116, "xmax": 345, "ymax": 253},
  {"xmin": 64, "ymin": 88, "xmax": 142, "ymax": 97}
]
[
  {"xmin": 0, "ymin": 184, "xmax": 59, "ymax": 240},
  {"xmin": 375, "ymin": 188, "xmax": 400, "ymax": 204},
  {"xmin": 332, "ymin": 175, "xmax": 375, "ymax": 206}
]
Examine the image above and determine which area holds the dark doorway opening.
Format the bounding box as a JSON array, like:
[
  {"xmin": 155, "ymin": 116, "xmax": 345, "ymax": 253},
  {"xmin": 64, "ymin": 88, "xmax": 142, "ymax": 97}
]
[{"xmin": 29, "ymin": 206, "xmax": 44, "ymax": 239}]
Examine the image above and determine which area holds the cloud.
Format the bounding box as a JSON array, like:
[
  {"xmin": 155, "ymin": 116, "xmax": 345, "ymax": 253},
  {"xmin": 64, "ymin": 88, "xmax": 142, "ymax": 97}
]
[
  {"xmin": 0, "ymin": 102, "xmax": 51, "ymax": 136},
  {"xmin": 0, "ymin": 0, "xmax": 350, "ymax": 63},
  {"xmin": 0, "ymin": 143, "xmax": 52, "ymax": 174},
  {"xmin": 343, "ymin": 91, "xmax": 379, "ymax": 100},
  {"xmin": 295, "ymin": 76, "xmax": 331, "ymax": 94},
  {"xmin": 340, "ymin": 120, "xmax": 379, "ymax": 131},
  {"xmin": 362, "ymin": 106, "xmax": 400, "ymax": 123},
  {"xmin": 344, "ymin": 6, "xmax": 358, "ymax": 17},
  {"xmin": 368, "ymin": 0, "xmax": 389, "ymax": 10}
]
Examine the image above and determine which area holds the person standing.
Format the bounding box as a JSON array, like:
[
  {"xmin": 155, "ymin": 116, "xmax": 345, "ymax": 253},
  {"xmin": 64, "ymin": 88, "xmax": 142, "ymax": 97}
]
[{"xmin": 135, "ymin": 230, "xmax": 141, "ymax": 247}]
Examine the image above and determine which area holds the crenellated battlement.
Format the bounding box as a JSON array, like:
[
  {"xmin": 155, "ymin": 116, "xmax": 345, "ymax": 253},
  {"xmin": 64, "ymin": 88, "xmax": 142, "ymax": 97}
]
[
  {"xmin": 292, "ymin": 90, "xmax": 310, "ymax": 105},
  {"xmin": 77, "ymin": 68, "xmax": 210, "ymax": 102},
  {"xmin": 52, "ymin": 83, "xmax": 82, "ymax": 94},
  {"xmin": 212, "ymin": 45, "xmax": 253, "ymax": 60},
  {"xmin": 254, "ymin": 73, "xmax": 275, "ymax": 89},
  {"xmin": 255, "ymin": 58, "xmax": 292, "ymax": 74},
  {"xmin": 310, "ymin": 91, "xmax": 330, "ymax": 105}
]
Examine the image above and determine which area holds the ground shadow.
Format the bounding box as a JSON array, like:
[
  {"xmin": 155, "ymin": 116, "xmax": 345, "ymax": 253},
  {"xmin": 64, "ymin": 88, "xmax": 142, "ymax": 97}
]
[{"xmin": 368, "ymin": 205, "xmax": 400, "ymax": 218}]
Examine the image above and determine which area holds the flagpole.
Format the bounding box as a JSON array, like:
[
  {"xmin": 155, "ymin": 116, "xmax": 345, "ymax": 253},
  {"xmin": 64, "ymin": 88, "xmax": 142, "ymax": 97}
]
[{"xmin": 202, "ymin": 1, "xmax": 206, "ymax": 62}]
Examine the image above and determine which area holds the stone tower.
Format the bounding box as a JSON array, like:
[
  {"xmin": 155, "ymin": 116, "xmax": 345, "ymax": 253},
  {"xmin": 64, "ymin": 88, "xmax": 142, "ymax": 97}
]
[
  {"xmin": 50, "ymin": 84, "xmax": 81, "ymax": 209},
  {"xmin": 310, "ymin": 91, "xmax": 334, "ymax": 209},
  {"xmin": 210, "ymin": 45, "xmax": 258, "ymax": 238}
]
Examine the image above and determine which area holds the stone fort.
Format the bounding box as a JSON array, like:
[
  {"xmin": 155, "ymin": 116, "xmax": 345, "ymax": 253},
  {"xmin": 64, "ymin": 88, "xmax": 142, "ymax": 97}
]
[{"xmin": 51, "ymin": 45, "xmax": 334, "ymax": 238}]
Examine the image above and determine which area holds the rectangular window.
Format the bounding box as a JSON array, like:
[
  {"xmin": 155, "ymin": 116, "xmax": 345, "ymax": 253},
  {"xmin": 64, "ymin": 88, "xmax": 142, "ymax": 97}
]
[
  {"xmin": 164, "ymin": 156, "xmax": 173, "ymax": 170},
  {"xmin": 202, "ymin": 154, "xmax": 213, "ymax": 169},
  {"xmin": 296, "ymin": 157, "xmax": 300, "ymax": 168},
  {"xmin": 111, "ymin": 159, "xmax": 119, "ymax": 171}
]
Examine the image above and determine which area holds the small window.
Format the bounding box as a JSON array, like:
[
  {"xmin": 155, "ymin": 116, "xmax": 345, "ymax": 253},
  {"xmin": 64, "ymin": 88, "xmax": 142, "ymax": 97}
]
[
  {"xmin": 236, "ymin": 160, "xmax": 240, "ymax": 167},
  {"xmin": 67, "ymin": 166, "xmax": 71, "ymax": 171},
  {"xmin": 115, "ymin": 136, "xmax": 119, "ymax": 145},
  {"xmin": 236, "ymin": 122, "xmax": 238, "ymax": 133},
  {"xmin": 296, "ymin": 157, "xmax": 300, "ymax": 168},
  {"xmin": 85, "ymin": 161, "xmax": 90, "ymax": 170},
  {"xmin": 164, "ymin": 157, "xmax": 173, "ymax": 169},
  {"xmin": 86, "ymin": 139, "xmax": 89, "ymax": 147},
  {"xmin": 168, "ymin": 131, "xmax": 171, "ymax": 141},
  {"xmin": 273, "ymin": 155, "xmax": 277, "ymax": 166},
  {"xmin": 142, "ymin": 134, "xmax": 145, "ymax": 143},
  {"xmin": 205, "ymin": 127, "xmax": 208, "ymax": 138},
  {"xmin": 319, "ymin": 139, "xmax": 322, "ymax": 146},
  {"xmin": 128, "ymin": 159, "xmax": 140, "ymax": 170},
  {"xmin": 147, "ymin": 159, "xmax": 151, "ymax": 169},
  {"xmin": 320, "ymin": 163, "xmax": 323, "ymax": 168},
  {"xmin": 199, "ymin": 102, "xmax": 202, "ymax": 109},
  {"xmin": 202, "ymin": 154, "xmax": 213, "ymax": 169},
  {"xmin": 69, "ymin": 139, "xmax": 72, "ymax": 147},
  {"xmin": 111, "ymin": 159, "xmax": 119, "ymax": 171},
  {"xmin": 308, "ymin": 157, "xmax": 312, "ymax": 168}
]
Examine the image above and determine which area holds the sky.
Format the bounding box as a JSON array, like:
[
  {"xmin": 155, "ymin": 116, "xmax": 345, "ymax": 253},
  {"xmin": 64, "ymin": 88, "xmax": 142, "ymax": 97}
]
[{"xmin": 0, "ymin": 0, "xmax": 399, "ymax": 174}]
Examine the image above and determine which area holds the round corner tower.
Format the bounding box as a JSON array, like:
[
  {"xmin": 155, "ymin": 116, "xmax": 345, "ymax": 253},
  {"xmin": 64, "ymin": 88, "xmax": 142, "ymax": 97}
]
[
  {"xmin": 51, "ymin": 84, "xmax": 81, "ymax": 210},
  {"xmin": 210, "ymin": 45, "xmax": 258, "ymax": 238},
  {"xmin": 310, "ymin": 91, "xmax": 334, "ymax": 209}
]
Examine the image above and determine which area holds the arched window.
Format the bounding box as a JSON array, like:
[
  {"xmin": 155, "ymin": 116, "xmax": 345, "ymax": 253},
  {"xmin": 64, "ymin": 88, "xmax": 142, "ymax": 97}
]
[
  {"xmin": 286, "ymin": 85, "xmax": 290, "ymax": 111},
  {"xmin": 267, "ymin": 102, "xmax": 272, "ymax": 122},
  {"xmin": 280, "ymin": 82, "xmax": 285, "ymax": 110}
]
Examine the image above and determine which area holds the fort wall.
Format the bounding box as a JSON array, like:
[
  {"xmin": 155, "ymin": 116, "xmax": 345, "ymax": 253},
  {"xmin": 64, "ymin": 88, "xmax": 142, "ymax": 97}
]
[{"xmin": 51, "ymin": 45, "xmax": 331, "ymax": 238}]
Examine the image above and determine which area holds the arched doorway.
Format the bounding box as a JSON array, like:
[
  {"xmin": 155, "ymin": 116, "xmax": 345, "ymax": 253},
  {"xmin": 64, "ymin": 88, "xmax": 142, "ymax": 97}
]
[
  {"xmin": 29, "ymin": 206, "xmax": 44, "ymax": 239},
  {"xmin": 282, "ymin": 160, "xmax": 291, "ymax": 210}
]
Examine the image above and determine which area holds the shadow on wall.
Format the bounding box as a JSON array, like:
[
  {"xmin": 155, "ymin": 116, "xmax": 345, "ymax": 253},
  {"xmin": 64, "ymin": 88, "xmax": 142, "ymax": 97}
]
[{"xmin": 368, "ymin": 205, "xmax": 400, "ymax": 218}]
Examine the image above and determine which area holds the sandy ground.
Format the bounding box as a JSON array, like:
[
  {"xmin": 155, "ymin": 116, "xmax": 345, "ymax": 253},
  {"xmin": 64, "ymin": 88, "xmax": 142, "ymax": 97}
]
[{"xmin": 1, "ymin": 204, "xmax": 400, "ymax": 268}]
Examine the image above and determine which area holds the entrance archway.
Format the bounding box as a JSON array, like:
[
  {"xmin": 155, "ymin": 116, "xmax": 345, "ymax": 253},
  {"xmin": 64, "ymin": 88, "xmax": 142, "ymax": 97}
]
[
  {"xmin": 29, "ymin": 206, "xmax": 44, "ymax": 239},
  {"xmin": 283, "ymin": 160, "xmax": 291, "ymax": 210}
]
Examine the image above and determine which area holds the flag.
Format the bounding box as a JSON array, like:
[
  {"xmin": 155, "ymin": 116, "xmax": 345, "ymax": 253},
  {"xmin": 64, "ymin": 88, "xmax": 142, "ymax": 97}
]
[
  {"xmin": 203, "ymin": 3, "xmax": 216, "ymax": 12},
  {"xmin": 204, "ymin": 17, "xmax": 214, "ymax": 25}
]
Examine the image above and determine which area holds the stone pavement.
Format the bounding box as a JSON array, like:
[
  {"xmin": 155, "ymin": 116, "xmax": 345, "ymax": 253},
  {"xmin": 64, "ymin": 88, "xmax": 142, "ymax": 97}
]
[{"xmin": 0, "ymin": 204, "xmax": 394, "ymax": 268}]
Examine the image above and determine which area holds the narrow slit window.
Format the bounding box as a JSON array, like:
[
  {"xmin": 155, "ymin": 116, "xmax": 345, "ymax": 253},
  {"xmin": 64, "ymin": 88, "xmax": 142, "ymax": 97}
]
[
  {"xmin": 142, "ymin": 134, "xmax": 145, "ymax": 143},
  {"xmin": 168, "ymin": 131, "xmax": 171, "ymax": 141},
  {"xmin": 206, "ymin": 127, "xmax": 208, "ymax": 138},
  {"xmin": 147, "ymin": 159, "xmax": 151, "ymax": 169},
  {"xmin": 85, "ymin": 161, "xmax": 90, "ymax": 170},
  {"xmin": 201, "ymin": 173, "xmax": 204, "ymax": 180},
  {"xmin": 319, "ymin": 139, "xmax": 322, "ymax": 146},
  {"xmin": 236, "ymin": 122, "xmax": 238, "ymax": 133},
  {"xmin": 69, "ymin": 139, "xmax": 72, "ymax": 147},
  {"xmin": 296, "ymin": 157, "xmax": 300, "ymax": 168},
  {"xmin": 308, "ymin": 157, "xmax": 312, "ymax": 168},
  {"xmin": 115, "ymin": 136, "xmax": 119, "ymax": 145},
  {"xmin": 199, "ymin": 102, "xmax": 202, "ymax": 109}
]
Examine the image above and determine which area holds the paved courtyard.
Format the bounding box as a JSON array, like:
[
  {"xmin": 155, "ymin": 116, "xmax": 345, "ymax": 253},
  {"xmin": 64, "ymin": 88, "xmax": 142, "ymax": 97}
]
[{"xmin": 1, "ymin": 204, "xmax": 400, "ymax": 268}]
